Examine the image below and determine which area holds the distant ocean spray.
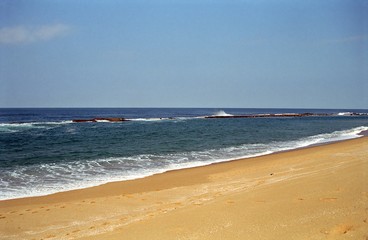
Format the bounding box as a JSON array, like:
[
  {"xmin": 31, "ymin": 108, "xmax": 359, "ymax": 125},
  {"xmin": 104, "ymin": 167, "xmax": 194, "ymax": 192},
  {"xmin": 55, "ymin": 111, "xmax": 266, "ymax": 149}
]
[{"xmin": 0, "ymin": 108, "xmax": 367, "ymax": 200}]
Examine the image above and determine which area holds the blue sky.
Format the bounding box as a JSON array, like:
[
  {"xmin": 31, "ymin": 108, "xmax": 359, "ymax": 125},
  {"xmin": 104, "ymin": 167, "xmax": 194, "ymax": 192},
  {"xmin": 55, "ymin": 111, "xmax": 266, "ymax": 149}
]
[{"xmin": 0, "ymin": 0, "xmax": 367, "ymax": 108}]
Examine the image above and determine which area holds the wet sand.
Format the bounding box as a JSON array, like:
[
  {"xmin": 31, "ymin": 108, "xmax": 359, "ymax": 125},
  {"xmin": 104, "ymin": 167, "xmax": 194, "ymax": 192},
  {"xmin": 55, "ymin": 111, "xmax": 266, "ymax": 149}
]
[{"xmin": 0, "ymin": 137, "xmax": 367, "ymax": 240}]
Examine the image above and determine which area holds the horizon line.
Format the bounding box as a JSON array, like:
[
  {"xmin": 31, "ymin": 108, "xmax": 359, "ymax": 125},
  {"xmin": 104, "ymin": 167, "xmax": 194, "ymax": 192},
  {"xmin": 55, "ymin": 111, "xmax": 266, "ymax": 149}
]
[{"xmin": 0, "ymin": 107, "xmax": 367, "ymax": 110}]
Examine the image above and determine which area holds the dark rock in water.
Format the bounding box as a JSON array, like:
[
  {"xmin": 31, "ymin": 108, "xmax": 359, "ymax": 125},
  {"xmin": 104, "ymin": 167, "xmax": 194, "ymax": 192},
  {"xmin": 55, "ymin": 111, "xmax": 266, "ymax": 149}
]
[
  {"xmin": 72, "ymin": 117, "xmax": 127, "ymax": 123},
  {"xmin": 72, "ymin": 119, "xmax": 96, "ymax": 123}
]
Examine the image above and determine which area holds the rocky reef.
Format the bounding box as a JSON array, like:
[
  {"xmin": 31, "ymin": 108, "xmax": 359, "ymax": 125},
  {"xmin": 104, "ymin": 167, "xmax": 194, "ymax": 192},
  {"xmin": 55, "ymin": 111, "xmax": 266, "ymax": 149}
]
[{"xmin": 72, "ymin": 118, "xmax": 127, "ymax": 123}]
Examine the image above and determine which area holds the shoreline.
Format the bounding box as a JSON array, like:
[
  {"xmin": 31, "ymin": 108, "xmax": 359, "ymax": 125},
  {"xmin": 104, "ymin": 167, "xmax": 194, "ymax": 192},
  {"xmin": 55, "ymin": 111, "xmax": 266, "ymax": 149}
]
[
  {"xmin": 1, "ymin": 136, "xmax": 367, "ymax": 239},
  {"xmin": 1, "ymin": 130, "xmax": 366, "ymax": 202}
]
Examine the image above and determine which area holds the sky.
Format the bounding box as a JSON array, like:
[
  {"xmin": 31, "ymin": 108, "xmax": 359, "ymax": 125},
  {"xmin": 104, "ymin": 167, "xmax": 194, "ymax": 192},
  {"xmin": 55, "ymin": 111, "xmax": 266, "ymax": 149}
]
[{"xmin": 0, "ymin": 0, "xmax": 367, "ymax": 108}]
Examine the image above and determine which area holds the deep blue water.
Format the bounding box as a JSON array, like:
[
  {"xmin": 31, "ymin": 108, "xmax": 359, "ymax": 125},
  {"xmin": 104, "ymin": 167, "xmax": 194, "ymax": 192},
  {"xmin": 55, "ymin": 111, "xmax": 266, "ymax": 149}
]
[{"xmin": 0, "ymin": 108, "xmax": 367, "ymax": 200}]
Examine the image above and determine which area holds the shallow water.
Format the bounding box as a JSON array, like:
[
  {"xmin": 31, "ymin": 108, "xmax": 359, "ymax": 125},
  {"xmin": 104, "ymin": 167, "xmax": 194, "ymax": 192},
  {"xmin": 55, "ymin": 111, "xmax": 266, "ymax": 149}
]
[{"xmin": 1, "ymin": 108, "xmax": 367, "ymax": 200}]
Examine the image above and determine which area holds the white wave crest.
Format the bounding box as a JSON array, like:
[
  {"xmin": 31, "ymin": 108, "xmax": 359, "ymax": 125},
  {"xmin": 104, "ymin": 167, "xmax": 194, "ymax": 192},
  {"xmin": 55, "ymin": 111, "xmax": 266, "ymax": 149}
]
[
  {"xmin": 0, "ymin": 121, "xmax": 73, "ymax": 133},
  {"xmin": 128, "ymin": 118, "xmax": 169, "ymax": 122},
  {"xmin": 128, "ymin": 116, "xmax": 204, "ymax": 122},
  {"xmin": 213, "ymin": 110, "xmax": 233, "ymax": 117},
  {"xmin": 337, "ymin": 112, "xmax": 353, "ymax": 116},
  {"xmin": 1, "ymin": 125, "xmax": 366, "ymax": 200},
  {"xmin": 336, "ymin": 112, "xmax": 368, "ymax": 116}
]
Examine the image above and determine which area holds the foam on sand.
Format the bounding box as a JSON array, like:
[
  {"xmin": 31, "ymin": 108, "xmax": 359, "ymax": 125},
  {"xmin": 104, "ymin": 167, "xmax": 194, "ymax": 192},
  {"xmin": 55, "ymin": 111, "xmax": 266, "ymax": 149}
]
[{"xmin": 1, "ymin": 135, "xmax": 367, "ymax": 240}]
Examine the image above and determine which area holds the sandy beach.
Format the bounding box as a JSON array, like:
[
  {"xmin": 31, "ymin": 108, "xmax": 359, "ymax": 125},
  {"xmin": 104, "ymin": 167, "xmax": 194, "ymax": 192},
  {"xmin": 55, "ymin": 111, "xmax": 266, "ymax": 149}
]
[{"xmin": 0, "ymin": 137, "xmax": 367, "ymax": 240}]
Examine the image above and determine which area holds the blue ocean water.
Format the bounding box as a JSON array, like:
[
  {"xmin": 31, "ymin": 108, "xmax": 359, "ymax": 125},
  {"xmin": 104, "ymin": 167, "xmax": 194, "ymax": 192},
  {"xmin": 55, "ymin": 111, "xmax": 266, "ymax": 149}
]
[{"xmin": 0, "ymin": 108, "xmax": 367, "ymax": 200}]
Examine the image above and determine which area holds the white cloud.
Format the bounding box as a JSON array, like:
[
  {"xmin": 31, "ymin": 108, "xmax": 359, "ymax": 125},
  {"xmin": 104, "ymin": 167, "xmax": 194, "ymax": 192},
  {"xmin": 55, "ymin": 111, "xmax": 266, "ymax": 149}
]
[{"xmin": 0, "ymin": 24, "xmax": 71, "ymax": 44}]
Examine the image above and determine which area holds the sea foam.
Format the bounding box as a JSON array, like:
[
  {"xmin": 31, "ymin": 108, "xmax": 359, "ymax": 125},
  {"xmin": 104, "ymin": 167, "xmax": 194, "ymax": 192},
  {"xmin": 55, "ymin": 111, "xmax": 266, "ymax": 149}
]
[
  {"xmin": 213, "ymin": 110, "xmax": 233, "ymax": 117},
  {"xmin": 0, "ymin": 121, "xmax": 73, "ymax": 133},
  {"xmin": 0, "ymin": 125, "xmax": 366, "ymax": 200}
]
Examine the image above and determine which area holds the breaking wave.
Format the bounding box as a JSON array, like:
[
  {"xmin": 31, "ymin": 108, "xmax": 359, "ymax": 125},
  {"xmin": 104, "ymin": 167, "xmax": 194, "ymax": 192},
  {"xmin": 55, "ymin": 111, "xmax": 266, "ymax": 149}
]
[
  {"xmin": 336, "ymin": 112, "xmax": 368, "ymax": 116},
  {"xmin": 0, "ymin": 125, "xmax": 366, "ymax": 200},
  {"xmin": 0, "ymin": 121, "xmax": 73, "ymax": 133},
  {"xmin": 213, "ymin": 110, "xmax": 233, "ymax": 117}
]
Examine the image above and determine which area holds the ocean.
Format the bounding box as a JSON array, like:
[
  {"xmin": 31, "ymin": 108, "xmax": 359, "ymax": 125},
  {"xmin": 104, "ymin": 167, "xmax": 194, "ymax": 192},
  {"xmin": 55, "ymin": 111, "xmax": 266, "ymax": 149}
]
[{"xmin": 1, "ymin": 108, "xmax": 367, "ymax": 200}]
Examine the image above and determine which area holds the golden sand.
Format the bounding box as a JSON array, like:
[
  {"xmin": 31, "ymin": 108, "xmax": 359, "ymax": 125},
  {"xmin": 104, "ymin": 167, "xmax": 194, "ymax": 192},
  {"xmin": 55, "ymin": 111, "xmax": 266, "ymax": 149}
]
[{"xmin": 1, "ymin": 137, "xmax": 367, "ymax": 240}]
